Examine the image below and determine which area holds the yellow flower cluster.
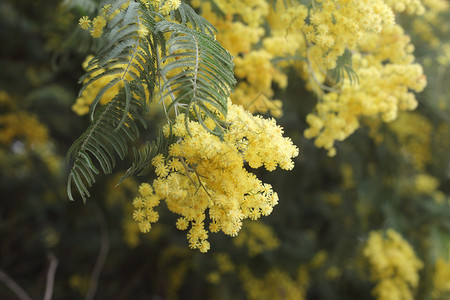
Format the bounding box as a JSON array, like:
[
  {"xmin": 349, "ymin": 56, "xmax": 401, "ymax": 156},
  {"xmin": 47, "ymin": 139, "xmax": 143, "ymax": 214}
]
[
  {"xmin": 233, "ymin": 50, "xmax": 288, "ymax": 117},
  {"xmin": 233, "ymin": 221, "xmax": 280, "ymax": 256},
  {"xmin": 239, "ymin": 266, "xmax": 309, "ymax": 300},
  {"xmin": 201, "ymin": 4, "xmax": 264, "ymax": 55},
  {"xmin": 143, "ymin": 0, "xmax": 181, "ymax": 15},
  {"xmin": 79, "ymin": 13, "xmax": 107, "ymax": 38},
  {"xmin": 72, "ymin": 55, "xmax": 121, "ymax": 115},
  {"xmin": 412, "ymin": 0, "xmax": 449, "ymax": 48},
  {"xmin": 206, "ymin": 252, "xmax": 236, "ymax": 283},
  {"xmin": 414, "ymin": 173, "xmax": 440, "ymax": 195},
  {"xmin": 193, "ymin": 1, "xmax": 286, "ymax": 117},
  {"xmin": 304, "ymin": 24, "xmax": 426, "ymax": 156},
  {"xmin": 132, "ymin": 102, "xmax": 298, "ymax": 252},
  {"xmin": 363, "ymin": 229, "xmax": 423, "ymax": 300},
  {"xmin": 309, "ymin": 250, "xmax": 328, "ymax": 269},
  {"xmin": 394, "ymin": 171, "xmax": 445, "ymax": 203},
  {"xmin": 195, "ymin": 0, "xmax": 428, "ymax": 154},
  {"xmin": 211, "ymin": 0, "xmax": 269, "ymax": 28},
  {"xmin": 0, "ymin": 112, "xmax": 49, "ymax": 147},
  {"xmin": 157, "ymin": 245, "xmax": 191, "ymax": 299},
  {"xmin": 72, "ymin": 53, "xmax": 150, "ymax": 115},
  {"xmin": 303, "ymin": 0, "xmax": 394, "ymax": 70},
  {"xmin": 388, "ymin": 112, "xmax": 432, "ymax": 170},
  {"xmin": 433, "ymin": 258, "xmax": 450, "ymax": 298},
  {"xmin": 0, "ymin": 91, "xmax": 49, "ymax": 147},
  {"xmin": 384, "ymin": 0, "xmax": 425, "ymax": 15}
]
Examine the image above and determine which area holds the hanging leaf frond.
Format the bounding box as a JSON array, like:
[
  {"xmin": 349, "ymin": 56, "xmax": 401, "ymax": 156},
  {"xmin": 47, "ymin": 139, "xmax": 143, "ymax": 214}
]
[
  {"xmin": 155, "ymin": 20, "xmax": 236, "ymax": 136},
  {"xmin": 67, "ymin": 85, "xmax": 147, "ymax": 202},
  {"xmin": 78, "ymin": 0, "xmax": 150, "ymax": 123},
  {"xmin": 176, "ymin": 3, "xmax": 216, "ymax": 37},
  {"xmin": 328, "ymin": 49, "xmax": 359, "ymax": 85}
]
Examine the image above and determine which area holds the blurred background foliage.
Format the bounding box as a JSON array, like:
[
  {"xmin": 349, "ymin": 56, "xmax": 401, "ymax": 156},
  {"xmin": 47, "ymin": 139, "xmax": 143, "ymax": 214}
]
[{"xmin": 1, "ymin": 0, "xmax": 450, "ymax": 299}]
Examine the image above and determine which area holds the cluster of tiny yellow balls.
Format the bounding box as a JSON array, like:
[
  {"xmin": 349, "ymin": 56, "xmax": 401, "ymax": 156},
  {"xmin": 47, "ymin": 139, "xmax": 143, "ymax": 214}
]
[
  {"xmin": 363, "ymin": 229, "xmax": 423, "ymax": 300},
  {"xmin": 78, "ymin": 13, "xmax": 107, "ymax": 38},
  {"xmin": 132, "ymin": 102, "xmax": 298, "ymax": 252},
  {"xmin": 143, "ymin": 0, "xmax": 181, "ymax": 15}
]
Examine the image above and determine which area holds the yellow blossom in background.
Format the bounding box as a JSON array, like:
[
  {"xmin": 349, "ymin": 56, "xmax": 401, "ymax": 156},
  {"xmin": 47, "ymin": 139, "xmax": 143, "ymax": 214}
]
[
  {"xmin": 412, "ymin": 0, "xmax": 449, "ymax": 48},
  {"xmin": 433, "ymin": 258, "xmax": 450, "ymax": 299},
  {"xmin": 414, "ymin": 173, "xmax": 440, "ymax": 195},
  {"xmin": 363, "ymin": 229, "xmax": 423, "ymax": 300},
  {"xmin": 0, "ymin": 112, "xmax": 49, "ymax": 147},
  {"xmin": 72, "ymin": 55, "xmax": 121, "ymax": 115},
  {"xmin": 69, "ymin": 274, "xmax": 90, "ymax": 295},
  {"xmin": 303, "ymin": 24, "xmax": 426, "ymax": 156},
  {"xmin": 72, "ymin": 51, "xmax": 152, "ymax": 115},
  {"xmin": 309, "ymin": 250, "xmax": 328, "ymax": 269},
  {"xmin": 0, "ymin": 91, "xmax": 49, "ymax": 147},
  {"xmin": 132, "ymin": 102, "xmax": 298, "ymax": 252},
  {"xmin": 303, "ymin": 0, "xmax": 394, "ymax": 69},
  {"xmin": 195, "ymin": 1, "xmax": 285, "ymax": 117},
  {"xmin": 196, "ymin": 0, "xmax": 429, "ymax": 153},
  {"xmin": 233, "ymin": 221, "xmax": 280, "ymax": 256},
  {"xmin": 232, "ymin": 50, "xmax": 288, "ymax": 117},
  {"xmin": 239, "ymin": 266, "xmax": 309, "ymax": 300},
  {"xmin": 214, "ymin": 253, "xmax": 235, "ymax": 274},
  {"xmin": 388, "ymin": 112, "xmax": 432, "ymax": 170},
  {"xmin": 206, "ymin": 252, "xmax": 236, "ymax": 283},
  {"xmin": 234, "ymin": 50, "xmax": 287, "ymax": 92},
  {"xmin": 212, "ymin": 0, "xmax": 269, "ymax": 28},
  {"xmin": 384, "ymin": 0, "xmax": 425, "ymax": 15}
]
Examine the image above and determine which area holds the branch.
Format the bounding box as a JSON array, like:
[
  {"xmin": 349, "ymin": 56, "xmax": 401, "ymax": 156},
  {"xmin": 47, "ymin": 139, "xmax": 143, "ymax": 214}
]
[
  {"xmin": 85, "ymin": 205, "xmax": 110, "ymax": 300},
  {"xmin": 43, "ymin": 252, "xmax": 59, "ymax": 300},
  {"xmin": 0, "ymin": 270, "xmax": 32, "ymax": 300}
]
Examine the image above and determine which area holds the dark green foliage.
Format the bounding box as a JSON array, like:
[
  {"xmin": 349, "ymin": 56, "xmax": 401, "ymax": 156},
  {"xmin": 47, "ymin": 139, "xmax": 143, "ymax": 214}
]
[{"xmin": 67, "ymin": 86, "xmax": 147, "ymax": 202}]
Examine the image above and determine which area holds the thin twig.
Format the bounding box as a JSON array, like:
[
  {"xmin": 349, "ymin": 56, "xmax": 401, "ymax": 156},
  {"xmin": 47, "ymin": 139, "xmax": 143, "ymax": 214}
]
[
  {"xmin": 43, "ymin": 252, "xmax": 59, "ymax": 300},
  {"xmin": 0, "ymin": 270, "xmax": 32, "ymax": 300},
  {"xmin": 193, "ymin": 167, "xmax": 212, "ymax": 199},
  {"xmin": 85, "ymin": 205, "xmax": 110, "ymax": 300},
  {"xmin": 306, "ymin": 48, "xmax": 340, "ymax": 94},
  {"xmin": 179, "ymin": 156, "xmax": 195, "ymax": 184}
]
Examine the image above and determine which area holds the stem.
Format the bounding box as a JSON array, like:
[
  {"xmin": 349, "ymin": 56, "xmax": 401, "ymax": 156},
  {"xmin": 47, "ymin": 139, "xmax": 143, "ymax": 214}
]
[
  {"xmin": 43, "ymin": 252, "xmax": 58, "ymax": 300},
  {"xmin": 306, "ymin": 47, "xmax": 340, "ymax": 94},
  {"xmin": 0, "ymin": 270, "xmax": 32, "ymax": 300}
]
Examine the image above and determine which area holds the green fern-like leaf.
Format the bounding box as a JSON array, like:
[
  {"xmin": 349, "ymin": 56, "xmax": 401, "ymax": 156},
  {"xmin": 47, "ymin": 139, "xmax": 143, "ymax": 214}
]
[
  {"xmin": 67, "ymin": 85, "xmax": 147, "ymax": 202},
  {"xmin": 176, "ymin": 3, "xmax": 216, "ymax": 37},
  {"xmin": 155, "ymin": 20, "xmax": 236, "ymax": 136},
  {"xmin": 78, "ymin": 0, "xmax": 149, "ymax": 125},
  {"xmin": 328, "ymin": 49, "xmax": 359, "ymax": 85}
]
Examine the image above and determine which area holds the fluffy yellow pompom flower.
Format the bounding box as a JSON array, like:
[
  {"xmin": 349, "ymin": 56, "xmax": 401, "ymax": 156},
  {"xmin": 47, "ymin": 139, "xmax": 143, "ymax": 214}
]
[
  {"xmin": 78, "ymin": 16, "xmax": 91, "ymax": 30},
  {"xmin": 92, "ymin": 16, "xmax": 107, "ymax": 30},
  {"xmin": 132, "ymin": 102, "xmax": 298, "ymax": 252},
  {"xmin": 363, "ymin": 229, "xmax": 423, "ymax": 300}
]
